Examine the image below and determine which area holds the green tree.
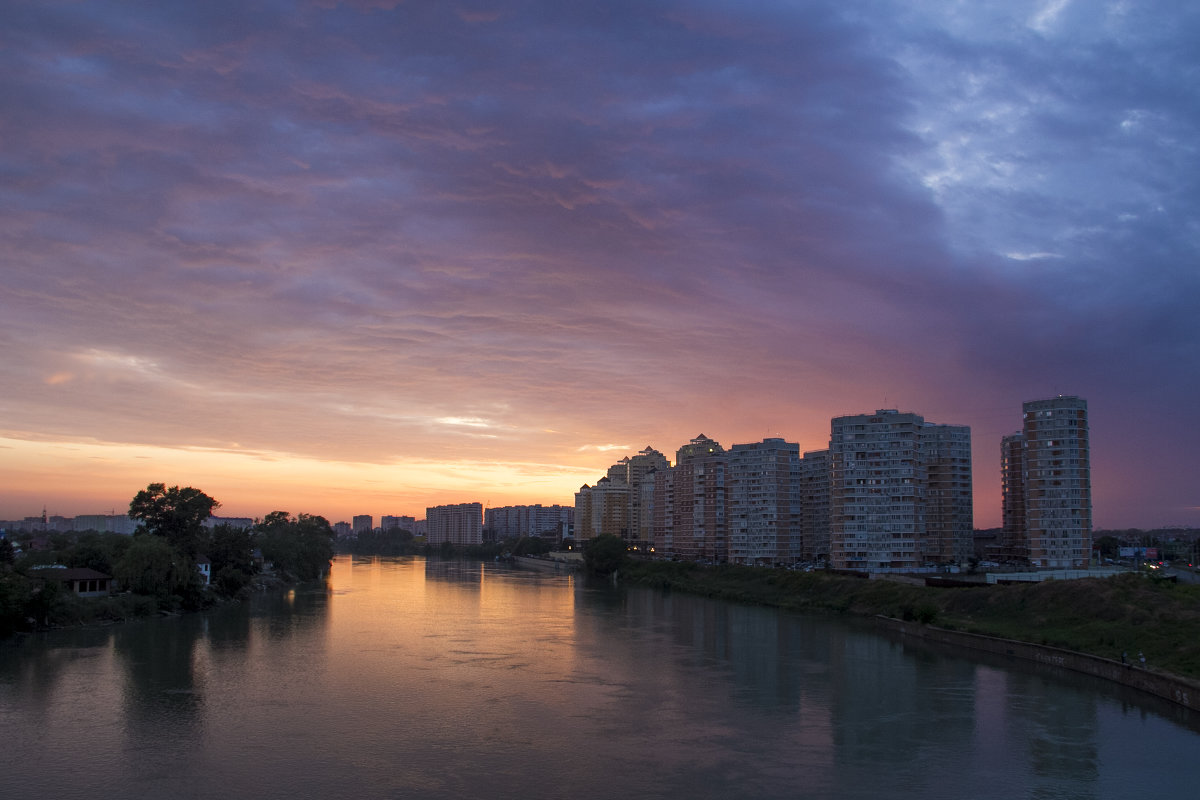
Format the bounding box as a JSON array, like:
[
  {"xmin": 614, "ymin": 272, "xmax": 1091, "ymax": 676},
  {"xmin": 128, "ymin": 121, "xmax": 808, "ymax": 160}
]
[
  {"xmin": 0, "ymin": 572, "xmax": 33, "ymax": 635},
  {"xmin": 113, "ymin": 535, "xmax": 195, "ymax": 599},
  {"xmin": 0, "ymin": 537, "xmax": 14, "ymax": 565},
  {"xmin": 1095, "ymin": 535, "xmax": 1122, "ymax": 559},
  {"xmin": 583, "ymin": 534, "xmax": 627, "ymax": 576},
  {"xmin": 68, "ymin": 532, "xmax": 131, "ymax": 574},
  {"xmin": 128, "ymin": 483, "xmax": 219, "ymax": 558},
  {"xmin": 206, "ymin": 523, "xmax": 256, "ymax": 575},
  {"xmin": 205, "ymin": 523, "xmax": 257, "ymax": 595},
  {"xmin": 256, "ymin": 512, "xmax": 335, "ymax": 581}
]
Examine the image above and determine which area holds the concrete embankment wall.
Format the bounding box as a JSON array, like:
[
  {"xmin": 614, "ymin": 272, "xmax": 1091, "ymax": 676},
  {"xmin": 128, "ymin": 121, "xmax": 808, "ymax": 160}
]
[
  {"xmin": 877, "ymin": 616, "xmax": 1200, "ymax": 712},
  {"xmin": 513, "ymin": 555, "xmax": 580, "ymax": 573}
]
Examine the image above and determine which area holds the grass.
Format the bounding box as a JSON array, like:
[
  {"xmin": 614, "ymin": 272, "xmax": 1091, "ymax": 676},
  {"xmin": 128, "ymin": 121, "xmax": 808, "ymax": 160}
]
[{"xmin": 622, "ymin": 561, "xmax": 1200, "ymax": 679}]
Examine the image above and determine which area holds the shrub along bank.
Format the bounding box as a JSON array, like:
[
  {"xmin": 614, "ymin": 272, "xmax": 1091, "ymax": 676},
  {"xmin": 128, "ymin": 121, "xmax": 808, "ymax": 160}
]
[{"xmin": 621, "ymin": 561, "xmax": 1200, "ymax": 679}]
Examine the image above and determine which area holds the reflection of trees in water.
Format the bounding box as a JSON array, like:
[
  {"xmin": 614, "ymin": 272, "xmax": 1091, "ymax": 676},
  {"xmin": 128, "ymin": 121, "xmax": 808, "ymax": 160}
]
[
  {"xmin": 255, "ymin": 582, "xmax": 332, "ymax": 642},
  {"xmin": 0, "ymin": 626, "xmax": 114, "ymax": 711},
  {"xmin": 204, "ymin": 603, "xmax": 252, "ymax": 653},
  {"xmin": 830, "ymin": 640, "xmax": 980, "ymax": 790},
  {"xmin": 112, "ymin": 618, "xmax": 205, "ymax": 725}
]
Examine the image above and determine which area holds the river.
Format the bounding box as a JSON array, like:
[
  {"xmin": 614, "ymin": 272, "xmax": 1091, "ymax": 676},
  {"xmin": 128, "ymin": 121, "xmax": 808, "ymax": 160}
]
[{"xmin": 2, "ymin": 555, "xmax": 1198, "ymax": 799}]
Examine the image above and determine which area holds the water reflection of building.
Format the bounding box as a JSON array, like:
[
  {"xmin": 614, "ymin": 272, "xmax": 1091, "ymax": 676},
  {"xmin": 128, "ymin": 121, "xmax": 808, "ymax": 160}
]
[
  {"xmin": 972, "ymin": 666, "xmax": 1100, "ymax": 795},
  {"xmin": 424, "ymin": 558, "xmax": 484, "ymax": 588},
  {"xmin": 827, "ymin": 634, "xmax": 978, "ymax": 795},
  {"xmin": 598, "ymin": 586, "xmax": 838, "ymax": 787}
]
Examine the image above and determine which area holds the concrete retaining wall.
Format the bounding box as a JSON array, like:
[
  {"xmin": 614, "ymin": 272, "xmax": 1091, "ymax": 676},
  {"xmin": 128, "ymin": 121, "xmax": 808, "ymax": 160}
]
[
  {"xmin": 513, "ymin": 555, "xmax": 580, "ymax": 573},
  {"xmin": 877, "ymin": 616, "xmax": 1200, "ymax": 712}
]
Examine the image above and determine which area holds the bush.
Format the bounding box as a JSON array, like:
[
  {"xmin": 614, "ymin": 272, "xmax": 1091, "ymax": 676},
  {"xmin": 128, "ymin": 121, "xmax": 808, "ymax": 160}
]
[
  {"xmin": 215, "ymin": 566, "xmax": 252, "ymax": 596},
  {"xmin": 583, "ymin": 534, "xmax": 627, "ymax": 575}
]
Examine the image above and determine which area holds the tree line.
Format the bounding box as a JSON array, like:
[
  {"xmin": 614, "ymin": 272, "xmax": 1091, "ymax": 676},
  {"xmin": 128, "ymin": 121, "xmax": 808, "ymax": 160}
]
[{"xmin": 0, "ymin": 483, "xmax": 335, "ymax": 636}]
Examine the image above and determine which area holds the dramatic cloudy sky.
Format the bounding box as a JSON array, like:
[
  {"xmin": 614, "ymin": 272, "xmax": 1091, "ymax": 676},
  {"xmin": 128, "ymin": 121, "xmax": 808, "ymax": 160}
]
[{"xmin": 2, "ymin": 0, "xmax": 1197, "ymax": 527}]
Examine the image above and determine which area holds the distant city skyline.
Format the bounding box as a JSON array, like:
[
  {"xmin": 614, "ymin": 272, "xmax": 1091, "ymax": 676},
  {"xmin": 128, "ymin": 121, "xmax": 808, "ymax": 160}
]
[
  {"xmin": 2, "ymin": 1, "xmax": 1197, "ymax": 529},
  {"xmin": 0, "ymin": 399, "xmax": 1189, "ymax": 531}
]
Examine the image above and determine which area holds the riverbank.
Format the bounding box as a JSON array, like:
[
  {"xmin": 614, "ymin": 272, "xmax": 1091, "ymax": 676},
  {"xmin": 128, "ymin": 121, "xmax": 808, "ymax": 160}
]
[
  {"xmin": 2, "ymin": 568, "xmax": 297, "ymax": 637},
  {"xmin": 620, "ymin": 560, "xmax": 1200, "ymax": 680},
  {"xmin": 877, "ymin": 616, "xmax": 1200, "ymax": 712},
  {"xmin": 513, "ymin": 554, "xmax": 581, "ymax": 572}
]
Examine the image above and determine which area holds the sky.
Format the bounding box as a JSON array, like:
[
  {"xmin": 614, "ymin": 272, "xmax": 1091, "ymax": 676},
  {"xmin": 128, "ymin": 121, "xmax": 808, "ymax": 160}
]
[{"xmin": 2, "ymin": 0, "xmax": 1197, "ymax": 529}]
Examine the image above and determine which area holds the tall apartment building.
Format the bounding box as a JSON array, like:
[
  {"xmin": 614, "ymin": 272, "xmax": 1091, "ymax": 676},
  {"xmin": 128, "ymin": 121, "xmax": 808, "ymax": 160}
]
[
  {"xmin": 636, "ymin": 470, "xmax": 659, "ymax": 549},
  {"xmin": 727, "ymin": 438, "xmax": 801, "ymax": 566},
  {"xmin": 576, "ymin": 447, "xmax": 668, "ymax": 546},
  {"xmin": 425, "ymin": 503, "xmax": 483, "ymax": 547},
  {"xmin": 573, "ymin": 478, "xmax": 630, "ymax": 542},
  {"xmin": 620, "ymin": 447, "xmax": 670, "ymax": 546},
  {"xmin": 653, "ymin": 434, "xmax": 728, "ymax": 562},
  {"xmin": 921, "ymin": 423, "xmax": 974, "ymax": 564},
  {"xmin": 829, "ymin": 410, "xmax": 972, "ymax": 572},
  {"xmin": 1000, "ymin": 396, "xmax": 1091, "ymax": 568},
  {"xmin": 352, "ymin": 515, "xmax": 374, "ymax": 534},
  {"xmin": 650, "ymin": 467, "xmax": 676, "ymax": 555},
  {"xmin": 997, "ymin": 433, "xmax": 1028, "ymax": 562},
  {"xmin": 799, "ymin": 449, "xmax": 830, "ymax": 562}
]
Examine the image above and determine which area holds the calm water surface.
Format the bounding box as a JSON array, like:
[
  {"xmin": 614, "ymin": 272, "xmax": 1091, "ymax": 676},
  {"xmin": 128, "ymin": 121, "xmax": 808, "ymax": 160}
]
[{"xmin": 3, "ymin": 555, "xmax": 1199, "ymax": 799}]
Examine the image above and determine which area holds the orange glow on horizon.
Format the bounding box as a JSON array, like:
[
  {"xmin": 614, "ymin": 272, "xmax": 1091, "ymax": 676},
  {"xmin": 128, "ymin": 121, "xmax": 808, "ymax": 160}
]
[{"xmin": 0, "ymin": 435, "xmax": 599, "ymax": 523}]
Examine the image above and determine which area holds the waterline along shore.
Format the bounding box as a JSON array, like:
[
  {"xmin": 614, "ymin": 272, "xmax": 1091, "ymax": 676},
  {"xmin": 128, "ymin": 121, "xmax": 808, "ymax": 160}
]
[
  {"xmin": 876, "ymin": 616, "xmax": 1200, "ymax": 712},
  {"xmin": 619, "ymin": 560, "xmax": 1200, "ymax": 696}
]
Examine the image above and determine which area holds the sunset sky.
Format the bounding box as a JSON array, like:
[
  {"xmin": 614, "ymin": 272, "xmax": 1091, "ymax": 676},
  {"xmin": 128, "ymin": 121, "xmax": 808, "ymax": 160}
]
[{"xmin": 2, "ymin": 0, "xmax": 1197, "ymax": 529}]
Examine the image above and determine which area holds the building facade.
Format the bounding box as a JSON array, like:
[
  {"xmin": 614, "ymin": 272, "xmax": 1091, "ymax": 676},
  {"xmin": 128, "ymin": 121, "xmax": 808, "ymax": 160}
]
[
  {"xmin": 653, "ymin": 435, "xmax": 728, "ymax": 562},
  {"xmin": 485, "ymin": 505, "xmax": 573, "ymax": 541},
  {"xmin": 727, "ymin": 438, "xmax": 801, "ymax": 566},
  {"xmin": 1001, "ymin": 396, "xmax": 1092, "ymax": 568},
  {"xmin": 425, "ymin": 503, "xmax": 483, "ymax": 547},
  {"xmin": 799, "ymin": 449, "xmax": 831, "ymax": 562},
  {"xmin": 997, "ymin": 432, "xmax": 1028, "ymax": 562},
  {"xmin": 621, "ymin": 447, "xmax": 670, "ymax": 546},
  {"xmin": 573, "ymin": 478, "xmax": 629, "ymax": 542},
  {"xmin": 920, "ymin": 422, "xmax": 974, "ymax": 564},
  {"xmin": 829, "ymin": 410, "xmax": 972, "ymax": 572}
]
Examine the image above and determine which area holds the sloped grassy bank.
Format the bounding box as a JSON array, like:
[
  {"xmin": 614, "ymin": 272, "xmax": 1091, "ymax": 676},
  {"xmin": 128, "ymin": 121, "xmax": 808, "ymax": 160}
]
[{"xmin": 620, "ymin": 560, "xmax": 1200, "ymax": 679}]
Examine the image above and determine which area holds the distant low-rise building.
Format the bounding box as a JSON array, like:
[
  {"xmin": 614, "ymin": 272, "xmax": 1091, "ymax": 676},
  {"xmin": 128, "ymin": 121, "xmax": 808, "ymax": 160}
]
[
  {"xmin": 29, "ymin": 567, "xmax": 113, "ymax": 597},
  {"xmin": 485, "ymin": 505, "xmax": 572, "ymax": 541},
  {"xmin": 204, "ymin": 516, "xmax": 254, "ymax": 530}
]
